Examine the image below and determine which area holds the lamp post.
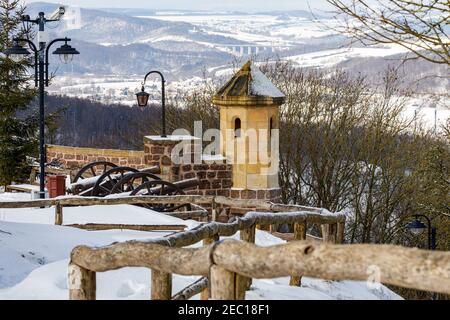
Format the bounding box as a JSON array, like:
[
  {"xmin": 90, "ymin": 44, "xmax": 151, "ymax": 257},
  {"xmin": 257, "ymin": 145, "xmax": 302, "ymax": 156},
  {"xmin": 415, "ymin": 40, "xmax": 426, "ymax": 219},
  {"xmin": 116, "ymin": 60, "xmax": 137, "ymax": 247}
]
[
  {"xmin": 405, "ymin": 214, "xmax": 437, "ymax": 250},
  {"xmin": 3, "ymin": 12, "xmax": 79, "ymax": 199},
  {"xmin": 406, "ymin": 214, "xmax": 437, "ymax": 299},
  {"xmin": 136, "ymin": 70, "xmax": 167, "ymax": 138}
]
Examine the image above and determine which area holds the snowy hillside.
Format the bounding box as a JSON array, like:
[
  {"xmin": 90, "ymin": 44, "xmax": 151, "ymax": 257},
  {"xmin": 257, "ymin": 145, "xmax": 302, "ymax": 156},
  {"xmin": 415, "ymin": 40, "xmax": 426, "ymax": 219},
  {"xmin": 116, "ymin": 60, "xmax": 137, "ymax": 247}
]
[
  {"xmin": 0, "ymin": 192, "xmax": 401, "ymax": 300},
  {"xmin": 28, "ymin": 2, "xmax": 415, "ymax": 78}
]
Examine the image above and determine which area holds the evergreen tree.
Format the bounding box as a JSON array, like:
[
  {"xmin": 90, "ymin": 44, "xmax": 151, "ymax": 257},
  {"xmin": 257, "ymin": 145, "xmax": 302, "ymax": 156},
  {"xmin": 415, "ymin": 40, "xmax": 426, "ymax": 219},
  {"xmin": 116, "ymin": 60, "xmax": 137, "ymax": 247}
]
[{"xmin": 0, "ymin": 0, "xmax": 37, "ymax": 187}]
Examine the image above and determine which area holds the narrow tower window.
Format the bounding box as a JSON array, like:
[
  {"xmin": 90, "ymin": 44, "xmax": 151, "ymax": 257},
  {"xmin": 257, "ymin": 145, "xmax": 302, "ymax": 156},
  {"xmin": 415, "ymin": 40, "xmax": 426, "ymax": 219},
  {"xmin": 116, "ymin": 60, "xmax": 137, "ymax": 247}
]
[
  {"xmin": 235, "ymin": 118, "xmax": 241, "ymax": 138},
  {"xmin": 270, "ymin": 117, "xmax": 274, "ymax": 137},
  {"xmin": 269, "ymin": 117, "xmax": 274, "ymax": 153}
]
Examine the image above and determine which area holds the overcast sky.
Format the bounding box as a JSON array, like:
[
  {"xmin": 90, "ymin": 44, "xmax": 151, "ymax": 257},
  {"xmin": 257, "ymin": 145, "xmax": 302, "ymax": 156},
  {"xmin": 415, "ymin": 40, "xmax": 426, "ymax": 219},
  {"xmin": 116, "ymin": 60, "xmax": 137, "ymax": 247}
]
[{"xmin": 24, "ymin": 0, "xmax": 334, "ymax": 12}]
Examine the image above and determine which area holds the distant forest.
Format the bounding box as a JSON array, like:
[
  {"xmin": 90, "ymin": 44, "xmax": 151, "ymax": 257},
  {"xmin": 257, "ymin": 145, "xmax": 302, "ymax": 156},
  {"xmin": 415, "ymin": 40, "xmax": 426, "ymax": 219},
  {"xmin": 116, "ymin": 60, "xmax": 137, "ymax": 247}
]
[{"xmin": 36, "ymin": 95, "xmax": 162, "ymax": 151}]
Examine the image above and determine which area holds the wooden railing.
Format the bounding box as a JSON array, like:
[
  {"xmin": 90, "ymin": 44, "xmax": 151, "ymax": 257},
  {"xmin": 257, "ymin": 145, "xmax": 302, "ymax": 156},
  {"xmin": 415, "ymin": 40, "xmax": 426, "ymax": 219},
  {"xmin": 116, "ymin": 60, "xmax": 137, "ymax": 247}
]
[
  {"xmin": 0, "ymin": 195, "xmax": 213, "ymax": 226},
  {"xmin": 0, "ymin": 194, "xmax": 349, "ymax": 299},
  {"xmin": 68, "ymin": 222, "xmax": 450, "ymax": 300},
  {"xmin": 5, "ymin": 194, "xmax": 397, "ymax": 299},
  {"xmin": 65, "ymin": 203, "xmax": 349, "ymax": 300},
  {"xmin": 0, "ymin": 195, "xmax": 335, "ymax": 228},
  {"xmin": 5, "ymin": 194, "xmax": 448, "ymax": 299}
]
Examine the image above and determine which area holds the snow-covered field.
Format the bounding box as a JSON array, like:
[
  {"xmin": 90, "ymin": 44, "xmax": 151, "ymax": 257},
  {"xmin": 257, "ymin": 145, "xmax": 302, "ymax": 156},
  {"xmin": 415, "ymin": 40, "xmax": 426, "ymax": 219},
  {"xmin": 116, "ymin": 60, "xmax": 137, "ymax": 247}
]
[
  {"xmin": 0, "ymin": 192, "xmax": 401, "ymax": 300},
  {"xmin": 286, "ymin": 45, "xmax": 409, "ymax": 68},
  {"xmin": 140, "ymin": 13, "xmax": 340, "ymax": 46}
]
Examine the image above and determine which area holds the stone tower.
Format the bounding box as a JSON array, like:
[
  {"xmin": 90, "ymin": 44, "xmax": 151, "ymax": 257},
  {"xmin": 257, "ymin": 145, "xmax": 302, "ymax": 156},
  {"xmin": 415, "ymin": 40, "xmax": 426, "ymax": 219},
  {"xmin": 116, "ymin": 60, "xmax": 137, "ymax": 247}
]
[{"xmin": 213, "ymin": 61, "xmax": 285, "ymax": 202}]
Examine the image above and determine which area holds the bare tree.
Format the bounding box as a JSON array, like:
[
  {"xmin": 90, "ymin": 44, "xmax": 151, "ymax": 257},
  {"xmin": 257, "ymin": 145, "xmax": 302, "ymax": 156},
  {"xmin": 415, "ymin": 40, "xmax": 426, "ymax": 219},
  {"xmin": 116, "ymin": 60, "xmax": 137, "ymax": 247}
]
[{"xmin": 327, "ymin": 0, "xmax": 450, "ymax": 65}]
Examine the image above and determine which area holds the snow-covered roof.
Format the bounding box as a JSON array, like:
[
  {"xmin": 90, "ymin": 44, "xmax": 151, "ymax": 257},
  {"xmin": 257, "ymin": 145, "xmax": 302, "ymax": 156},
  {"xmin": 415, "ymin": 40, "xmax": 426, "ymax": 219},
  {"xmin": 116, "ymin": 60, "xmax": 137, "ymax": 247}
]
[
  {"xmin": 213, "ymin": 61, "xmax": 285, "ymax": 105},
  {"xmin": 249, "ymin": 65, "xmax": 285, "ymax": 98}
]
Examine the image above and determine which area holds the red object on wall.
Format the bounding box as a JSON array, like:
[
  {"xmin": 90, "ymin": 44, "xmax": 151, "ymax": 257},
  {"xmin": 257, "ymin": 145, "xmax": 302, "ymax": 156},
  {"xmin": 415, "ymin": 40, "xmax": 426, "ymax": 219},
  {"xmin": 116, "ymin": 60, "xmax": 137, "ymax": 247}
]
[{"xmin": 46, "ymin": 175, "xmax": 66, "ymax": 198}]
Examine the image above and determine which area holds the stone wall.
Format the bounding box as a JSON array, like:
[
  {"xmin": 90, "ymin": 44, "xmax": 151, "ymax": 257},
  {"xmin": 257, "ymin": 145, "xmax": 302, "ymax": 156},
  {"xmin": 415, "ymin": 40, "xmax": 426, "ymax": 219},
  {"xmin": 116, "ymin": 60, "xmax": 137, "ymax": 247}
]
[
  {"xmin": 179, "ymin": 162, "xmax": 233, "ymax": 197},
  {"xmin": 46, "ymin": 145, "xmax": 146, "ymax": 170},
  {"xmin": 143, "ymin": 137, "xmax": 180, "ymax": 182},
  {"xmin": 47, "ymin": 139, "xmax": 280, "ymax": 220},
  {"xmin": 225, "ymin": 187, "xmax": 282, "ymax": 217},
  {"xmin": 143, "ymin": 136, "xmax": 233, "ymax": 196}
]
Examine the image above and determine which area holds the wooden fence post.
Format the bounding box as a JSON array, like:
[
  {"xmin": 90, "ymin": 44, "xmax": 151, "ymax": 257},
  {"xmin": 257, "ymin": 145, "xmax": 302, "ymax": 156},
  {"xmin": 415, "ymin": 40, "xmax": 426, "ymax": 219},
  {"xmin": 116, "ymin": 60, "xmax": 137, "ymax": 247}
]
[
  {"xmin": 211, "ymin": 198, "xmax": 218, "ymax": 222},
  {"xmin": 321, "ymin": 224, "xmax": 337, "ymax": 243},
  {"xmin": 337, "ymin": 221, "xmax": 345, "ymax": 244},
  {"xmin": 289, "ymin": 221, "xmax": 307, "ymax": 286},
  {"xmin": 151, "ymin": 269, "xmax": 172, "ymax": 300},
  {"xmin": 200, "ymin": 234, "xmax": 220, "ymax": 300},
  {"xmin": 210, "ymin": 265, "xmax": 242, "ymax": 300},
  {"xmin": 55, "ymin": 203, "xmax": 63, "ymax": 225},
  {"xmin": 68, "ymin": 262, "xmax": 96, "ymax": 300},
  {"xmin": 239, "ymin": 225, "xmax": 256, "ymax": 291},
  {"xmin": 200, "ymin": 285, "xmax": 210, "ymax": 300}
]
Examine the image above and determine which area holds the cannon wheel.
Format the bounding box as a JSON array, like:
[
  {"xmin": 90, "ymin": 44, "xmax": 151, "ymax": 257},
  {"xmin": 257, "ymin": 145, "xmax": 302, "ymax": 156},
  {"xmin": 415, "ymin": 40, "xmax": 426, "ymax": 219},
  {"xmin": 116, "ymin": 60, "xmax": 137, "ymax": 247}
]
[
  {"xmin": 91, "ymin": 166, "xmax": 139, "ymax": 197},
  {"xmin": 110, "ymin": 172, "xmax": 161, "ymax": 195},
  {"xmin": 73, "ymin": 161, "xmax": 118, "ymax": 183},
  {"xmin": 130, "ymin": 180, "xmax": 190, "ymax": 212}
]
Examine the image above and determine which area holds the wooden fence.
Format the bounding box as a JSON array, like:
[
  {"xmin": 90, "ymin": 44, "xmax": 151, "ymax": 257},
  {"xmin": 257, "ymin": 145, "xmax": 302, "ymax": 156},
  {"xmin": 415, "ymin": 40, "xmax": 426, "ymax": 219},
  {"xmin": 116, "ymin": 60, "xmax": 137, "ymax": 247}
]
[
  {"xmin": 0, "ymin": 195, "xmax": 212, "ymax": 228},
  {"xmin": 68, "ymin": 208, "xmax": 347, "ymax": 300},
  {"xmin": 1, "ymin": 194, "xmax": 347, "ymax": 299},
  {"xmin": 67, "ymin": 209, "xmax": 450, "ymax": 300},
  {"xmin": 0, "ymin": 195, "xmax": 332, "ymax": 229},
  {"xmin": 5, "ymin": 195, "xmax": 447, "ymax": 299}
]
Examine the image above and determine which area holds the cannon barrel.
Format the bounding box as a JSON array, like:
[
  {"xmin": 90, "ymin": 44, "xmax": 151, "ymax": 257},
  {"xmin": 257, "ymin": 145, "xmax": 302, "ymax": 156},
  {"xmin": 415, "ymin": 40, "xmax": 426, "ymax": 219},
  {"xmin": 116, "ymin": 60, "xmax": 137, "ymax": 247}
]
[
  {"xmin": 70, "ymin": 165, "xmax": 160, "ymax": 194},
  {"xmin": 147, "ymin": 178, "xmax": 200, "ymax": 194},
  {"xmin": 141, "ymin": 166, "xmax": 161, "ymax": 175}
]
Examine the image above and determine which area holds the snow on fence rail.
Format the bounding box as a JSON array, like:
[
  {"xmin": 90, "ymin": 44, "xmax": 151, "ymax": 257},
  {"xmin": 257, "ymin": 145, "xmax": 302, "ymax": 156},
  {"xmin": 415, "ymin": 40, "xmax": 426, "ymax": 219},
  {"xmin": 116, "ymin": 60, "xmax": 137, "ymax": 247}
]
[
  {"xmin": 67, "ymin": 208, "xmax": 349, "ymax": 300},
  {"xmin": 0, "ymin": 195, "xmax": 341, "ymax": 227},
  {"xmin": 0, "ymin": 195, "xmax": 213, "ymax": 226},
  {"xmin": 68, "ymin": 226, "xmax": 450, "ymax": 300},
  {"xmin": 0, "ymin": 194, "xmax": 353, "ymax": 299}
]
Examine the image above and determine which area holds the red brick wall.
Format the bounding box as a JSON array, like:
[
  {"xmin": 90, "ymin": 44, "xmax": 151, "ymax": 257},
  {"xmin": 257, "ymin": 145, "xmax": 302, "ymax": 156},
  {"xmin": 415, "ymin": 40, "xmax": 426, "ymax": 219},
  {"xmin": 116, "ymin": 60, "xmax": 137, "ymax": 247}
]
[
  {"xmin": 179, "ymin": 162, "xmax": 233, "ymax": 197},
  {"xmin": 46, "ymin": 145, "xmax": 146, "ymax": 170},
  {"xmin": 143, "ymin": 136, "xmax": 234, "ymax": 196},
  {"xmin": 47, "ymin": 140, "xmax": 281, "ymax": 219}
]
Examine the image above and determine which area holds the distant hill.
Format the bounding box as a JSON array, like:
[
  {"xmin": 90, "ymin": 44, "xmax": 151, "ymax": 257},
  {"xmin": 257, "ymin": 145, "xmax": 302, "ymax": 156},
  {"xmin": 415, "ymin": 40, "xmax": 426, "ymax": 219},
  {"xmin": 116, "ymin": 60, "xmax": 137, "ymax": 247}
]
[{"xmin": 26, "ymin": 3, "xmax": 245, "ymax": 76}]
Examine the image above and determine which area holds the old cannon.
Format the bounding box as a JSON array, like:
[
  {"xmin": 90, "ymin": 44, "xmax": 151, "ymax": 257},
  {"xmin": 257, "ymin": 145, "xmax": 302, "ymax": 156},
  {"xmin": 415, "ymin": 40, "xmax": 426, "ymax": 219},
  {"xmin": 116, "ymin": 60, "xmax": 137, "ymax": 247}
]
[
  {"xmin": 68, "ymin": 161, "xmax": 200, "ymax": 213},
  {"xmin": 69, "ymin": 161, "xmax": 161, "ymax": 196}
]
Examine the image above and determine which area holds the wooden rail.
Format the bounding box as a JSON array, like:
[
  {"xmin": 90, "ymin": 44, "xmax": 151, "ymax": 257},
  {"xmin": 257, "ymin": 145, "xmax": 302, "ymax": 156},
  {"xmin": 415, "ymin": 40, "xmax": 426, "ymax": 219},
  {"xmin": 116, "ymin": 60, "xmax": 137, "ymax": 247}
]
[
  {"xmin": 66, "ymin": 224, "xmax": 188, "ymax": 232},
  {"xmin": 0, "ymin": 195, "xmax": 212, "ymax": 226},
  {"xmin": 0, "ymin": 194, "xmax": 341, "ymax": 227},
  {"xmin": 172, "ymin": 277, "xmax": 209, "ymax": 300},
  {"xmin": 0, "ymin": 194, "xmax": 351, "ymax": 299},
  {"xmin": 69, "ymin": 239, "xmax": 450, "ymax": 300},
  {"xmin": 0, "ymin": 195, "xmax": 214, "ymax": 208},
  {"xmin": 67, "ymin": 208, "xmax": 350, "ymax": 300}
]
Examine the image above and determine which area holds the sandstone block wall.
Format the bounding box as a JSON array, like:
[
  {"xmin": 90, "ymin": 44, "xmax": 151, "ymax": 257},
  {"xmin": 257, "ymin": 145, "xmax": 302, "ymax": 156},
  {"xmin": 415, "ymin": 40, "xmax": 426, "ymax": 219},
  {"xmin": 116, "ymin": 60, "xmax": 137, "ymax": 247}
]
[
  {"xmin": 143, "ymin": 136, "xmax": 233, "ymax": 196},
  {"xmin": 47, "ymin": 139, "xmax": 281, "ymax": 219},
  {"xmin": 179, "ymin": 162, "xmax": 233, "ymax": 197},
  {"xmin": 46, "ymin": 145, "xmax": 146, "ymax": 170}
]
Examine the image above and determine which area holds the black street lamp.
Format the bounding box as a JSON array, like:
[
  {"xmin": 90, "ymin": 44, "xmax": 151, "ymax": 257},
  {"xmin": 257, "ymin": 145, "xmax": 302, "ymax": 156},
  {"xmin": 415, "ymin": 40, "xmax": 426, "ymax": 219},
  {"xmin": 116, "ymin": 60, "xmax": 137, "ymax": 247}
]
[
  {"xmin": 3, "ymin": 12, "xmax": 79, "ymax": 199},
  {"xmin": 406, "ymin": 214, "xmax": 438, "ymax": 299},
  {"xmin": 405, "ymin": 214, "xmax": 437, "ymax": 250},
  {"xmin": 136, "ymin": 70, "xmax": 167, "ymax": 137}
]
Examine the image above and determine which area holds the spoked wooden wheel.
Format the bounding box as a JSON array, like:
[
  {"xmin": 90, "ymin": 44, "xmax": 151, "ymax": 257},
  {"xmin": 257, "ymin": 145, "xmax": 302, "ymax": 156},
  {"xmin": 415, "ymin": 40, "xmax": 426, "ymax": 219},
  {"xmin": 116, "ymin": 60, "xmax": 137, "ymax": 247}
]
[
  {"xmin": 109, "ymin": 172, "xmax": 161, "ymax": 195},
  {"xmin": 91, "ymin": 166, "xmax": 139, "ymax": 197},
  {"xmin": 130, "ymin": 180, "xmax": 190, "ymax": 212},
  {"xmin": 73, "ymin": 161, "xmax": 118, "ymax": 183},
  {"xmin": 71, "ymin": 161, "xmax": 117, "ymax": 195}
]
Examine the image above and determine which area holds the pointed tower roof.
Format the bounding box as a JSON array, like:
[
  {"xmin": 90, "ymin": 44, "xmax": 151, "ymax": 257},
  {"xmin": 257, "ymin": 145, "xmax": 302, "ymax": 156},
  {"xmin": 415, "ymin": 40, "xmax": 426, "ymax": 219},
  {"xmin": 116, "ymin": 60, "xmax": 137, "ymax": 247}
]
[{"xmin": 213, "ymin": 61, "xmax": 285, "ymax": 107}]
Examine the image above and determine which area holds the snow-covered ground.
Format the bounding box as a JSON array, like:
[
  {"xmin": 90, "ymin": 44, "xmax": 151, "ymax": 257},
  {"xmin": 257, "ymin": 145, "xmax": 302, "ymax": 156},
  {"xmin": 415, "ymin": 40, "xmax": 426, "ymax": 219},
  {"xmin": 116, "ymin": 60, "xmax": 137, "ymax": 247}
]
[
  {"xmin": 0, "ymin": 192, "xmax": 402, "ymax": 300},
  {"xmin": 286, "ymin": 45, "xmax": 409, "ymax": 68},
  {"xmin": 139, "ymin": 14, "xmax": 341, "ymax": 46}
]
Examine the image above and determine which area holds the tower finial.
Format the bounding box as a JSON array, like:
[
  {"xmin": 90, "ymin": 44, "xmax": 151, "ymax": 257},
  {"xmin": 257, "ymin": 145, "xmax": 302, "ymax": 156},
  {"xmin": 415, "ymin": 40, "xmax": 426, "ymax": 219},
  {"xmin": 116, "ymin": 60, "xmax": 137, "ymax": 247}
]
[{"xmin": 241, "ymin": 60, "xmax": 252, "ymax": 72}]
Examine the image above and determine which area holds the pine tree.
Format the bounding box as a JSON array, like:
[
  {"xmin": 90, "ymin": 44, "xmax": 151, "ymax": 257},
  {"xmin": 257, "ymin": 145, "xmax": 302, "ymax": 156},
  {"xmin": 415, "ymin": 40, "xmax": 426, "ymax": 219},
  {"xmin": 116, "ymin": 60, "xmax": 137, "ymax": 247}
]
[{"xmin": 0, "ymin": 0, "xmax": 37, "ymax": 187}]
